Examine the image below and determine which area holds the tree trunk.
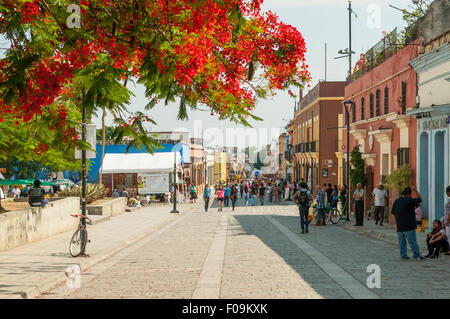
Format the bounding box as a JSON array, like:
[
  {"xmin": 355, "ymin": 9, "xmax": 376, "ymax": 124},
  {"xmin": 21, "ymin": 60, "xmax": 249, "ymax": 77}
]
[
  {"xmin": 99, "ymin": 107, "xmax": 106, "ymax": 185},
  {"xmin": 0, "ymin": 198, "xmax": 5, "ymax": 213}
]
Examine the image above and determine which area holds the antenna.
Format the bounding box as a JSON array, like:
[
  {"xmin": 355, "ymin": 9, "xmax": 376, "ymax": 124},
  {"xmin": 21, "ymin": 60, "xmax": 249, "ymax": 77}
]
[{"xmin": 325, "ymin": 43, "xmax": 327, "ymax": 82}]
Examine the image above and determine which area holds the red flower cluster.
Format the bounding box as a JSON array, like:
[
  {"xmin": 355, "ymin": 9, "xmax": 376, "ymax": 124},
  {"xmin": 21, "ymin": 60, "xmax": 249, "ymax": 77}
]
[{"xmin": 1, "ymin": 0, "xmax": 310, "ymax": 150}]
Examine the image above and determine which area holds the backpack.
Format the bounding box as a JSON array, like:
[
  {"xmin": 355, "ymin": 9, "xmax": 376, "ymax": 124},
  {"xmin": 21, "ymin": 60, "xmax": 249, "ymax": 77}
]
[{"xmin": 298, "ymin": 190, "xmax": 309, "ymax": 207}]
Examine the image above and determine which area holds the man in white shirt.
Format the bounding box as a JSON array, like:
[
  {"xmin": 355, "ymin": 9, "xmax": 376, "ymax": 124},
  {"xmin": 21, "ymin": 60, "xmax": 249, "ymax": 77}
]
[{"xmin": 372, "ymin": 183, "xmax": 388, "ymax": 226}]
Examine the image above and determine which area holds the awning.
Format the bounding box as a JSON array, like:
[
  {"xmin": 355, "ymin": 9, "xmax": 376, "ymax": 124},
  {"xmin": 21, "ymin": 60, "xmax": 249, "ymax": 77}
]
[{"xmin": 101, "ymin": 152, "xmax": 182, "ymax": 174}]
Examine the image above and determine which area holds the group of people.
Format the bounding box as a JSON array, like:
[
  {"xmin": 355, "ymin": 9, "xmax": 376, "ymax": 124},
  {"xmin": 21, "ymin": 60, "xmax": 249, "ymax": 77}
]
[
  {"xmin": 207, "ymin": 179, "xmax": 297, "ymax": 212},
  {"xmin": 391, "ymin": 185, "xmax": 450, "ymax": 260}
]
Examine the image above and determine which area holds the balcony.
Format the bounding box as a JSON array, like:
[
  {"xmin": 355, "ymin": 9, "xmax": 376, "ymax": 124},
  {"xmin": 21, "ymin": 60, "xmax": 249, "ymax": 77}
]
[
  {"xmin": 347, "ymin": 25, "xmax": 418, "ymax": 83},
  {"xmin": 292, "ymin": 142, "xmax": 318, "ymax": 154}
]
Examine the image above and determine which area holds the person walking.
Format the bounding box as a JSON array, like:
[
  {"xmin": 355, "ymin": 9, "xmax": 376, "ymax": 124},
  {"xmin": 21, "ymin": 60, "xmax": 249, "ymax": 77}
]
[
  {"xmin": 243, "ymin": 184, "xmax": 250, "ymax": 206},
  {"xmin": 230, "ymin": 184, "xmax": 238, "ymax": 211},
  {"xmin": 251, "ymin": 183, "xmax": 257, "ymax": 206},
  {"xmin": 267, "ymin": 183, "xmax": 273, "ymax": 203},
  {"xmin": 216, "ymin": 185, "xmax": 225, "ymax": 212},
  {"xmin": 326, "ymin": 184, "xmax": 333, "ymax": 206},
  {"xmin": 190, "ymin": 184, "xmax": 197, "ymax": 203},
  {"xmin": 315, "ymin": 185, "xmax": 326, "ymax": 226},
  {"xmin": 353, "ymin": 183, "xmax": 364, "ymax": 226},
  {"xmin": 204, "ymin": 184, "xmax": 211, "ymax": 212},
  {"xmin": 372, "ymin": 183, "xmax": 388, "ymax": 225},
  {"xmin": 274, "ymin": 181, "xmax": 279, "ymax": 203},
  {"xmin": 331, "ymin": 185, "xmax": 338, "ymax": 209},
  {"xmin": 293, "ymin": 182, "xmax": 312, "ymax": 234},
  {"xmin": 259, "ymin": 182, "xmax": 266, "ymax": 206},
  {"xmin": 224, "ymin": 184, "xmax": 231, "ymax": 207},
  {"xmin": 239, "ymin": 181, "xmax": 244, "ymax": 201},
  {"xmin": 391, "ymin": 187, "xmax": 426, "ymax": 260}
]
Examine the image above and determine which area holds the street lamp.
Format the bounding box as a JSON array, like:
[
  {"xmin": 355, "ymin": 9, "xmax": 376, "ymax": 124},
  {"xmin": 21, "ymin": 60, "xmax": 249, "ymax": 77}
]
[
  {"xmin": 343, "ymin": 100, "xmax": 355, "ymax": 221},
  {"xmin": 171, "ymin": 139, "xmax": 181, "ymax": 214},
  {"xmin": 335, "ymin": 0, "xmax": 357, "ymax": 82}
]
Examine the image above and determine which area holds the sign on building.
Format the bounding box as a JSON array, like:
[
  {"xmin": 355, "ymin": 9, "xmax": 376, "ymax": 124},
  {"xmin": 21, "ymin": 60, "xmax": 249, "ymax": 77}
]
[
  {"xmin": 138, "ymin": 173, "xmax": 169, "ymax": 194},
  {"xmin": 75, "ymin": 124, "xmax": 97, "ymax": 159}
]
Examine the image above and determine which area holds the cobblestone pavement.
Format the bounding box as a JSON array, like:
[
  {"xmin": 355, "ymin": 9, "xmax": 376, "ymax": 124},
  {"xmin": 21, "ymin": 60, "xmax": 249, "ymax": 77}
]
[{"xmin": 40, "ymin": 204, "xmax": 450, "ymax": 299}]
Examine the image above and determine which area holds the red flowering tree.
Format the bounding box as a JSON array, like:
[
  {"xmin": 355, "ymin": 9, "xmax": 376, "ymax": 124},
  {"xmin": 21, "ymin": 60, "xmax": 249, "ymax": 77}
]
[{"xmin": 0, "ymin": 0, "xmax": 310, "ymax": 154}]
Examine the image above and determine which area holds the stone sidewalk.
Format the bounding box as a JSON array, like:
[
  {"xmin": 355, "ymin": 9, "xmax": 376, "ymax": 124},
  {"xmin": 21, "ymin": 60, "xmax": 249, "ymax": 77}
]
[
  {"xmin": 336, "ymin": 216, "xmax": 429, "ymax": 251},
  {"xmin": 0, "ymin": 202, "xmax": 200, "ymax": 299}
]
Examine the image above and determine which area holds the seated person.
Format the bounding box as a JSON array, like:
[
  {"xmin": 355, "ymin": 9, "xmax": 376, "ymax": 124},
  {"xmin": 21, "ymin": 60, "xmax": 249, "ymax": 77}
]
[
  {"xmin": 425, "ymin": 220, "xmax": 448, "ymax": 258},
  {"xmin": 28, "ymin": 180, "xmax": 48, "ymax": 208}
]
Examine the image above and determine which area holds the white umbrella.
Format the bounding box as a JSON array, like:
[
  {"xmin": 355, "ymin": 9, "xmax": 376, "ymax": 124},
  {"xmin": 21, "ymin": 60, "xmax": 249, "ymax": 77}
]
[{"xmin": 0, "ymin": 173, "xmax": 4, "ymax": 180}]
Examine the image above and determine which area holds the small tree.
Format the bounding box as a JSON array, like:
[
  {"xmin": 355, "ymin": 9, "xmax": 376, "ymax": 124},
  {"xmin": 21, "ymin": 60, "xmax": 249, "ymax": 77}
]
[
  {"xmin": 349, "ymin": 145, "xmax": 366, "ymax": 192},
  {"xmin": 385, "ymin": 164, "xmax": 413, "ymax": 193}
]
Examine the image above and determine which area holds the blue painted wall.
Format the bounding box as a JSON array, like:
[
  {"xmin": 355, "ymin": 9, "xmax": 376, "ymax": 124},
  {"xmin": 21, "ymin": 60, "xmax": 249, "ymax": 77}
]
[{"xmin": 37, "ymin": 143, "xmax": 191, "ymax": 183}]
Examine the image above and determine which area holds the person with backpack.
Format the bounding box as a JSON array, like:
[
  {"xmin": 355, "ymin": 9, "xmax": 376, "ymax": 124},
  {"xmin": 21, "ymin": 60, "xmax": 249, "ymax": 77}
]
[{"xmin": 293, "ymin": 182, "xmax": 312, "ymax": 234}]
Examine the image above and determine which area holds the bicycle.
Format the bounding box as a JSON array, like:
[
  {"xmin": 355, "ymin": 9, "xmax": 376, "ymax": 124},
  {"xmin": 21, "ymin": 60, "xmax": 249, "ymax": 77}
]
[
  {"xmin": 69, "ymin": 214, "xmax": 92, "ymax": 257},
  {"xmin": 327, "ymin": 198, "xmax": 348, "ymax": 224}
]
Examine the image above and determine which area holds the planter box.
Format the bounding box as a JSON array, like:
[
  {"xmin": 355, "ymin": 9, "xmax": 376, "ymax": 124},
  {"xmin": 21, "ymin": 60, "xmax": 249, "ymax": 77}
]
[
  {"xmin": 0, "ymin": 197, "xmax": 79, "ymax": 252},
  {"xmin": 86, "ymin": 197, "xmax": 127, "ymax": 217}
]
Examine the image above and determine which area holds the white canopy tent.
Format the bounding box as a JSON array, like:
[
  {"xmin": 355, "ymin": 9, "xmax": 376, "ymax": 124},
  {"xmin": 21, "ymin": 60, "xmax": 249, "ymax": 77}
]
[{"xmin": 101, "ymin": 152, "xmax": 182, "ymax": 174}]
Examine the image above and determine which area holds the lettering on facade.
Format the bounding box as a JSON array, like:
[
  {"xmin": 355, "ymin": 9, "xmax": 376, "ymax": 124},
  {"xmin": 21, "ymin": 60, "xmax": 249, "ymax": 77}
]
[{"xmin": 422, "ymin": 118, "xmax": 447, "ymax": 131}]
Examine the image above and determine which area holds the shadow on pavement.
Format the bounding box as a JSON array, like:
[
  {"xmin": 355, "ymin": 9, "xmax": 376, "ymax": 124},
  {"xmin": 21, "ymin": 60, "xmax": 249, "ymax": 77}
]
[{"xmin": 230, "ymin": 214, "xmax": 352, "ymax": 299}]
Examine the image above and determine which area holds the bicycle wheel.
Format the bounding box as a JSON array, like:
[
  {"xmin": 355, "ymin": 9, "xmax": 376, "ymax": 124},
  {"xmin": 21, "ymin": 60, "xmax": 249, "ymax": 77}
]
[
  {"xmin": 329, "ymin": 208, "xmax": 341, "ymax": 224},
  {"xmin": 69, "ymin": 227, "xmax": 88, "ymax": 257}
]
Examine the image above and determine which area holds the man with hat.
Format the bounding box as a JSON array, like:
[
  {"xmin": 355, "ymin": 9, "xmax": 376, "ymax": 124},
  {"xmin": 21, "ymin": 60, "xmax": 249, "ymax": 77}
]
[{"xmin": 372, "ymin": 183, "xmax": 388, "ymax": 225}]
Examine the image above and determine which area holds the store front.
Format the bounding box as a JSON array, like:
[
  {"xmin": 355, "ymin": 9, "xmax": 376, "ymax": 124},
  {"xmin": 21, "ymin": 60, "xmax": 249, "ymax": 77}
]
[
  {"xmin": 409, "ymin": 42, "xmax": 450, "ymax": 225},
  {"xmin": 408, "ymin": 109, "xmax": 450, "ymax": 222}
]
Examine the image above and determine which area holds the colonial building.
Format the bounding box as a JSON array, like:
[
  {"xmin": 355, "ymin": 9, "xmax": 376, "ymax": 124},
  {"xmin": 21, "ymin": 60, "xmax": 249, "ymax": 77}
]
[
  {"xmin": 188, "ymin": 138, "xmax": 205, "ymax": 194},
  {"xmin": 277, "ymin": 133, "xmax": 289, "ymax": 180},
  {"xmin": 407, "ymin": 0, "xmax": 450, "ymax": 225},
  {"xmin": 292, "ymin": 81, "xmax": 345, "ymax": 189},
  {"xmin": 213, "ymin": 151, "xmax": 227, "ymax": 184},
  {"xmin": 342, "ymin": 26, "xmax": 419, "ymax": 214}
]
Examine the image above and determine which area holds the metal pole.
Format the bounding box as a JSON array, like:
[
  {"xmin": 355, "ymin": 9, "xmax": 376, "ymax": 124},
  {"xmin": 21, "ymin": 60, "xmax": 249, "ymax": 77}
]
[
  {"xmin": 348, "ymin": 0, "xmax": 352, "ymax": 80},
  {"xmin": 171, "ymin": 142, "xmax": 179, "ymax": 214},
  {"xmin": 81, "ymin": 87, "xmax": 87, "ymax": 226},
  {"xmin": 346, "ymin": 104, "xmax": 351, "ymax": 221}
]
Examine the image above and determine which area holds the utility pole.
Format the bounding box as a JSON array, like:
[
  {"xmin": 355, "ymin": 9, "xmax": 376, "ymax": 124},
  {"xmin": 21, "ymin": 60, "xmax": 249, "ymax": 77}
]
[
  {"xmin": 171, "ymin": 140, "xmax": 180, "ymax": 214},
  {"xmin": 348, "ymin": 0, "xmax": 353, "ymax": 79},
  {"xmin": 81, "ymin": 88, "xmax": 87, "ymax": 230}
]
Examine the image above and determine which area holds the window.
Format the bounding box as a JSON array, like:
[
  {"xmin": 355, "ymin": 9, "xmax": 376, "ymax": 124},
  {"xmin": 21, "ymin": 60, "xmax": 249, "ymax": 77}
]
[
  {"xmin": 361, "ymin": 97, "xmax": 365, "ymax": 120},
  {"xmin": 376, "ymin": 89, "xmax": 381, "ymax": 116},
  {"xmin": 370, "ymin": 93, "xmax": 374, "ymax": 118},
  {"xmin": 352, "ymin": 101, "xmax": 356, "ymax": 123},
  {"xmin": 401, "ymin": 82, "xmax": 406, "ymax": 114},
  {"xmin": 384, "ymin": 87, "xmax": 389, "ymax": 115},
  {"xmin": 397, "ymin": 148, "xmax": 409, "ymax": 166}
]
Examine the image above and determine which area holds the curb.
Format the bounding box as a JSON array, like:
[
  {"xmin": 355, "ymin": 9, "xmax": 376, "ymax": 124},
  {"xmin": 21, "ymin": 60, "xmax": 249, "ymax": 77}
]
[{"xmin": 11, "ymin": 205, "xmax": 200, "ymax": 299}]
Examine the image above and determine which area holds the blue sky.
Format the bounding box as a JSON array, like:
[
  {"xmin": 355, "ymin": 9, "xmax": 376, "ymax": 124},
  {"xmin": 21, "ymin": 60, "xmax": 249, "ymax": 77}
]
[{"xmin": 92, "ymin": 0, "xmax": 412, "ymax": 146}]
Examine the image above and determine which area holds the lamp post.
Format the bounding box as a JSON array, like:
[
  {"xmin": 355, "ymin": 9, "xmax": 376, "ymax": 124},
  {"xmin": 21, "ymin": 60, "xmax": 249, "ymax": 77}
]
[
  {"xmin": 343, "ymin": 100, "xmax": 355, "ymax": 221},
  {"xmin": 335, "ymin": 0, "xmax": 357, "ymax": 82},
  {"xmin": 171, "ymin": 140, "xmax": 181, "ymax": 214}
]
